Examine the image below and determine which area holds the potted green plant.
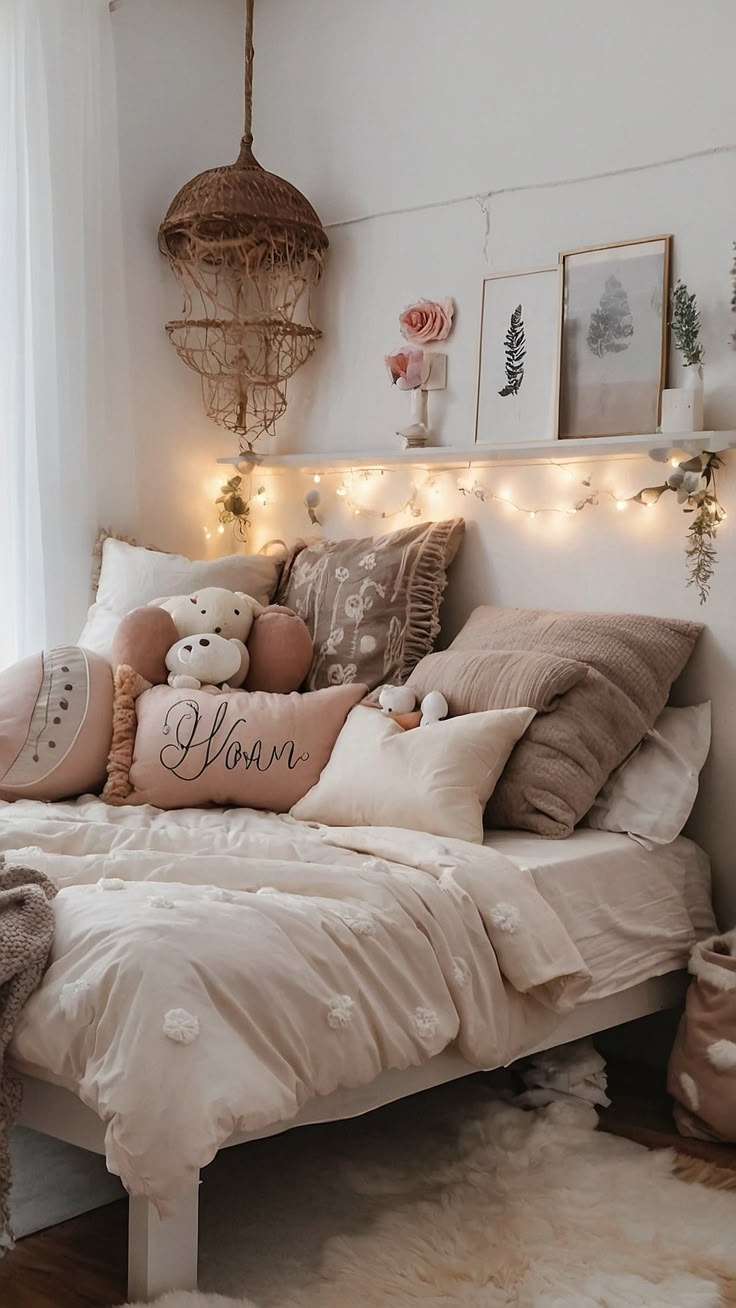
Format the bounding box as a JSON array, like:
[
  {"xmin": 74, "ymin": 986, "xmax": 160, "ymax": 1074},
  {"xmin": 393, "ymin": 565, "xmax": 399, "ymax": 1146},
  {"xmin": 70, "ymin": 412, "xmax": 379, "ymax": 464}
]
[{"xmin": 661, "ymin": 280, "xmax": 705, "ymax": 433}]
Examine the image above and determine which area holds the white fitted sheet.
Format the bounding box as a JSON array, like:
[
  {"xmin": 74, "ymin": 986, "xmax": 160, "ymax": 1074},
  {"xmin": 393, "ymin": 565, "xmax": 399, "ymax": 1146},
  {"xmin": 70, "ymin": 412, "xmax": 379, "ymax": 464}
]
[{"xmin": 483, "ymin": 828, "xmax": 715, "ymax": 1002}]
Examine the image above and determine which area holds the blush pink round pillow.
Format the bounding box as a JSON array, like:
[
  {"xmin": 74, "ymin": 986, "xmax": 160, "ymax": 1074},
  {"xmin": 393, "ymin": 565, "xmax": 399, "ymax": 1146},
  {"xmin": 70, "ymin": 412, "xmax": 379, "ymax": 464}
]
[
  {"xmin": 0, "ymin": 646, "xmax": 114, "ymax": 802},
  {"xmin": 245, "ymin": 605, "xmax": 313, "ymax": 694},
  {"xmin": 112, "ymin": 606, "xmax": 178, "ymax": 685}
]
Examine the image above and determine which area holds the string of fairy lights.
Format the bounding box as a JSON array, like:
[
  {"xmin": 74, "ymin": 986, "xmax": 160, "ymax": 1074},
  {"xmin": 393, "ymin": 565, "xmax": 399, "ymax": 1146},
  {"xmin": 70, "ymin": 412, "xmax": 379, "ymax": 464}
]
[
  {"xmin": 206, "ymin": 453, "xmax": 726, "ymax": 539},
  {"xmin": 297, "ymin": 459, "xmax": 683, "ymax": 523}
]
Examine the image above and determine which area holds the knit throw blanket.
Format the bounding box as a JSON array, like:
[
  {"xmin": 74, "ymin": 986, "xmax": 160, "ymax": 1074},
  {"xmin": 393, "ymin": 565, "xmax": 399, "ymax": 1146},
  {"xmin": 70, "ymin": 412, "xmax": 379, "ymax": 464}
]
[{"xmin": 0, "ymin": 857, "xmax": 56, "ymax": 1252}]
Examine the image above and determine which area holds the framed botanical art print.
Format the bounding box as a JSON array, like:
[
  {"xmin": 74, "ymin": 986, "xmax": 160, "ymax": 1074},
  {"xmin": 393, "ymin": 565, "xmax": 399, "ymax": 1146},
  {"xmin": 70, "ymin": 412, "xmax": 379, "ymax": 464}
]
[
  {"xmin": 474, "ymin": 266, "xmax": 560, "ymax": 445},
  {"xmin": 557, "ymin": 235, "xmax": 672, "ymax": 439}
]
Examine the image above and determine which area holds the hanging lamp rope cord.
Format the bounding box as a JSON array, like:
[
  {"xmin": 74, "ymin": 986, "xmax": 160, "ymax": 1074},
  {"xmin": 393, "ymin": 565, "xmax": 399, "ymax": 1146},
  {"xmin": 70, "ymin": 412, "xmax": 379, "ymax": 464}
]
[{"xmin": 244, "ymin": 0, "xmax": 255, "ymax": 145}]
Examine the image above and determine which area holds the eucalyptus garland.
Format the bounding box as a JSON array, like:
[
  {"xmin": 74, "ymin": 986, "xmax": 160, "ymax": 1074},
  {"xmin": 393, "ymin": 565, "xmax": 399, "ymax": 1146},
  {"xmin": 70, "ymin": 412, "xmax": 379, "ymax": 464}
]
[
  {"xmin": 216, "ymin": 474, "xmax": 251, "ymax": 541},
  {"xmin": 633, "ymin": 452, "xmax": 725, "ymax": 603}
]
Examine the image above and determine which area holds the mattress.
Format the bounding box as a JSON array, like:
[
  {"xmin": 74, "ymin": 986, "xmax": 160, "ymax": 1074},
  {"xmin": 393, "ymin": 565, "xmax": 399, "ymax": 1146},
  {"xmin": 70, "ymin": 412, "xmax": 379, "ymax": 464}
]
[{"xmin": 484, "ymin": 828, "xmax": 715, "ymax": 1002}]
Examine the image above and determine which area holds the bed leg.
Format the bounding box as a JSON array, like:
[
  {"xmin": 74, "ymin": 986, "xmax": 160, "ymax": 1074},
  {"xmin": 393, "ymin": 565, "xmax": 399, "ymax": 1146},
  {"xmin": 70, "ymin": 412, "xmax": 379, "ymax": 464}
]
[{"xmin": 127, "ymin": 1178, "xmax": 200, "ymax": 1302}]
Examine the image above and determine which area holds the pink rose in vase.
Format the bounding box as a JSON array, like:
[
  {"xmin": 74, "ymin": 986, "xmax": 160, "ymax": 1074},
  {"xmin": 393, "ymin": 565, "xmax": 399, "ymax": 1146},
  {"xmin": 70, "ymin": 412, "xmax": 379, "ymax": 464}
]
[
  {"xmin": 399, "ymin": 298, "xmax": 454, "ymax": 345},
  {"xmin": 385, "ymin": 346, "xmax": 430, "ymax": 391}
]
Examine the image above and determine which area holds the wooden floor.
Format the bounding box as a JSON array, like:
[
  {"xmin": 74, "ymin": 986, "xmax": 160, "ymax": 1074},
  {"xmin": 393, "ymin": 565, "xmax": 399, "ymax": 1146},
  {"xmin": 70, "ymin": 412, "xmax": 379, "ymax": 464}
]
[{"xmin": 1, "ymin": 1059, "xmax": 734, "ymax": 1308}]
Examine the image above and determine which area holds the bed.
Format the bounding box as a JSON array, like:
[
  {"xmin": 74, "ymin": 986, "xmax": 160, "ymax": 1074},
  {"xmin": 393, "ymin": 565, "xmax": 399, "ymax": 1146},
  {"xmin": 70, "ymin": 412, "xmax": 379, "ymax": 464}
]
[{"xmin": 0, "ymin": 797, "xmax": 714, "ymax": 1303}]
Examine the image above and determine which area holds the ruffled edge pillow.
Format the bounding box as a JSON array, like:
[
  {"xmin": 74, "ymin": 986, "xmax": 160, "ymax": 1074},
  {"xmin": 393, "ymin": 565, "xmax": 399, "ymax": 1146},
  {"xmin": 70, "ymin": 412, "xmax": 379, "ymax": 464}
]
[{"xmin": 276, "ymin": 519, "xmax": 465, "ymax": 692}]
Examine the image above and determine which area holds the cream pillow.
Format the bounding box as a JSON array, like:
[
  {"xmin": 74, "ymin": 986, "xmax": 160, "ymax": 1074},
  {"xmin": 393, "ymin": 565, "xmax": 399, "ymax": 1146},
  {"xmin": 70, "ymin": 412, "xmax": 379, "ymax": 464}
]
[
  {"xmin": 587, "ymin": 702, "xmax": 711, "ymax": 845},
  {"xmin": 78, "ymin": 537, "xmax": 281, "ymax": 662},
  {"xmin": 291, "ymin": 705, "xmax": 535, "ymax": 844}
]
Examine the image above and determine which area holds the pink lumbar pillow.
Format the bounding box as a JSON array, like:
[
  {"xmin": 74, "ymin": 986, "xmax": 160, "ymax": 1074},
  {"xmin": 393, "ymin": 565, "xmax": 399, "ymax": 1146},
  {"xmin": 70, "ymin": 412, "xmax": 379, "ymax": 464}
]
[
  {"xmin": 245, "ymin": 605, "xmax": 313, "ymax": 694},
  {"xmin": 0, "ymin": 646, "xmax": 113, "ymax": 802},
  {"xmin": 103, "ymin": 673, "xmax": 366, "ymax": 811}
]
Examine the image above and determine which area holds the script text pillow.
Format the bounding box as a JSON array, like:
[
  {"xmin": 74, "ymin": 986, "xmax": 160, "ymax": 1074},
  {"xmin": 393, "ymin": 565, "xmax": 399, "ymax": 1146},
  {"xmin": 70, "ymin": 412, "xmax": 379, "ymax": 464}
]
[
  {"xmin": 587, "ymin": 702, "xmax": 711, "ymax": 845},
  {"xmin": 103, "ymin": 674, "xmax": 366, "ymax": 811},
  {"xmin": 451, "ymin": 606, "xmax": 703, "ymax": 838},
  {"xmin": 79, "ymin": 537, "xmax": 281, "ymax": 663},
  {"xmin": 291, "ymin": 704, "xmax": 535, "ymax": 843},
  {"xmin": 276, "ymin": 519, "xmax": 464, "ymax": 691},
  {"xmin": 0, "ymin": 647, "xmax": 113, "ymax": 802}
]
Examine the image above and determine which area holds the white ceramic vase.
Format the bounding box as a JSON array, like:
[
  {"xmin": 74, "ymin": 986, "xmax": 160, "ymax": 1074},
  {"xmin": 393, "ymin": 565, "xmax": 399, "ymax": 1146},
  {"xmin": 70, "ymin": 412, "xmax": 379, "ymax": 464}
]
[
  {"xmin": 660, "ymin": 364, "xmax": 704, "ymax": 434},
  {"xmin": 397, "ymin": 386, "xmax": 431, "ymax": 448}
]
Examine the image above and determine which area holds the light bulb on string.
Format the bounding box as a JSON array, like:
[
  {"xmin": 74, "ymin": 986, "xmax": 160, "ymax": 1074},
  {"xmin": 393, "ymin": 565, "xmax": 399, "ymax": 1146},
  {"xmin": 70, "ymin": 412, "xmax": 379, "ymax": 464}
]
[{"xmin": 313, "ymin": 473, "xmax": 321, "ymax": 484}]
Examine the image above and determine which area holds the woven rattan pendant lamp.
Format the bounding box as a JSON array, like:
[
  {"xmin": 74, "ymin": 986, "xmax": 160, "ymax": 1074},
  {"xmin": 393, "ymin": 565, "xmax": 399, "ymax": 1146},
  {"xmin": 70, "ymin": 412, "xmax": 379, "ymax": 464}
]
[{"xmin": 158, "ymin": 0, "xmax": 328, "ymax": 453}]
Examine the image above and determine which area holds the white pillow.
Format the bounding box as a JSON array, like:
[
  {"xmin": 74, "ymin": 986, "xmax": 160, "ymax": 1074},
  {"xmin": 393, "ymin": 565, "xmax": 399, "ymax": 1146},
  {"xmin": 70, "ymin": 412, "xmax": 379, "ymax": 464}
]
[
  {"xmin": 587, "ymin": 702, "xmax": 711, "ymax": 845},
  {"xmin": 78, "ymin": 537, "xmax": 280, "ymax": 662},
  {"xmin": 291, "ymin": 704, "xmax": 535, "ymax": 843}
]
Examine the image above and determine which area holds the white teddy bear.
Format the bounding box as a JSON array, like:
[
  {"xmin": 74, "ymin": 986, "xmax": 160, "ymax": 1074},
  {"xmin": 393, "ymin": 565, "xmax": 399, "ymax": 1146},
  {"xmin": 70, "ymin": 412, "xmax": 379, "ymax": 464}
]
[
  {"xmin": 152, "ymin": 587, "xmax": 265, "ymax": 690},
  {"xmin": 165, "ymin": 634, "xmax": 245, "ymax": 693}
]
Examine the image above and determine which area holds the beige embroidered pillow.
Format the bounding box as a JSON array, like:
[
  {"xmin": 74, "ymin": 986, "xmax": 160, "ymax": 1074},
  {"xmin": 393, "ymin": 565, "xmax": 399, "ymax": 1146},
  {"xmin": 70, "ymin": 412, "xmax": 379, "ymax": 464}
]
[
  {"xmin": 276, "ymin": 519, "xmax": 464, "ymax": 691},
  {"xmin": 291, "ymin": 704, "xmax": 535, "ymax": 843}
]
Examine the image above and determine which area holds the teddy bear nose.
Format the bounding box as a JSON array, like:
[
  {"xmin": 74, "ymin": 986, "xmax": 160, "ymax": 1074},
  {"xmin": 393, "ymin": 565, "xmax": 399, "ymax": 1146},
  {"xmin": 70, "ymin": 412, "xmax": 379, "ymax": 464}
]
[
  {"xmin": 214, "ymin": 626, "xmax": 222, "ymax": 634},
  {"xmin": 199, "ymin": 638, "xmax": 210, "ymax": 647},
  {"xmin": 184, "ymin": 644, "xmax": 192, "ymax": 653}
]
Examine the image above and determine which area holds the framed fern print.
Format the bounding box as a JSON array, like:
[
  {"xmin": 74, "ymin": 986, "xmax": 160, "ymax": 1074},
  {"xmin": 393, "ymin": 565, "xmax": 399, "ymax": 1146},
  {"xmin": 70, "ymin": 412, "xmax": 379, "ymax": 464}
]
[
  {"xmin": 474, "ymin": 266, "xmax": 560, "ymax": 446},
  {"xmin": 557, "ymin": 235, "xmax": 671, "ymax": 439}
]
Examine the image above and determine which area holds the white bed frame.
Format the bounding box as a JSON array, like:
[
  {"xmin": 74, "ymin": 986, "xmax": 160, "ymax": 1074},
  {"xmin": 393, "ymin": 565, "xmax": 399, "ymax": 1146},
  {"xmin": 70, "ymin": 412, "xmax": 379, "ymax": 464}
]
[{"xmin": 17, "ymin": 970, "xmax": 686, "ymax": 1302}]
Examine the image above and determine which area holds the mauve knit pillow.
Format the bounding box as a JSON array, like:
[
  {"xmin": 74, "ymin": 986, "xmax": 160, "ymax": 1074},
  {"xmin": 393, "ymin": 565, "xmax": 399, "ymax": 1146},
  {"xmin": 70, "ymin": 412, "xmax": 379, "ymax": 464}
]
[{"xmin": 448, "ymin": 606, "xmax": 703, "ymax": 838}]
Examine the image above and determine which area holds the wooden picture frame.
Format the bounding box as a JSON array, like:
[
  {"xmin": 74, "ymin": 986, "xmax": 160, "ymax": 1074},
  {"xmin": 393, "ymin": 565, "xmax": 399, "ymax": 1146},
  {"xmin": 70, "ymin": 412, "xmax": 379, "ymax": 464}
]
[
  {"xmin": 474, "ymin": 265, "xmax": 561, "ymax": 446},
  {"xmin": 557, "ymin": 234, "xmax": 672, "ymax": 439}
]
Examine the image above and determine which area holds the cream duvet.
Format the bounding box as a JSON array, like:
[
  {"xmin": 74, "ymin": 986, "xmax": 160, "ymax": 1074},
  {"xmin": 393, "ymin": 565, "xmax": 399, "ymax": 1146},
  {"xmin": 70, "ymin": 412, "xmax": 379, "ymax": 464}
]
[{"xmin": 0, "ymin": 798, "xmax": 590, "ymax": 1208}]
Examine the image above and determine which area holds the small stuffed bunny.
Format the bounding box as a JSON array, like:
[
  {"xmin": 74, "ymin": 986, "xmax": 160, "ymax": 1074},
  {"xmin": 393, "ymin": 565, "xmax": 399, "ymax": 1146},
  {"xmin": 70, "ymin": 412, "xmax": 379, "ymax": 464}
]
[
  {"xmin": 165, "ymin": 634, "xmax": 247, "ymax": 693},
  {"xmin": 377, "ymin": 684, "xmax": 449, "ymax": 730},
  {"xmin": 419, "ymin": 690, "xmax": 449, "ymax": 726},
  {"xmin": 378, "ymin": 685, "xmax": 417, "ymax": 716}
]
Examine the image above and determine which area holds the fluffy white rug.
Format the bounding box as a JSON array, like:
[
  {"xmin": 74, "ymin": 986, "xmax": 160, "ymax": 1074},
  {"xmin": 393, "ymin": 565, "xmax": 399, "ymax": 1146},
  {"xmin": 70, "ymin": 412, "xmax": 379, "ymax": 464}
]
[{"xmin": 122, "ymin": 1082, "xmax": 736, "ymax": 1308}]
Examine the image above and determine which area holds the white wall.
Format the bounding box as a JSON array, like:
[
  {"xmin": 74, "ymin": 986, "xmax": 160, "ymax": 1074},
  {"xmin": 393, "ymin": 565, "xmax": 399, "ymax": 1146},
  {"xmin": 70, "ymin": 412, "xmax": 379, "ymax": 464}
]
[
  {"xmin": 114, "ymin": 0, "xmax": 736, "ymax": 923},
  {"xmin": 112, "ymin": 0, "xmax": 244, "ymax": 558}
]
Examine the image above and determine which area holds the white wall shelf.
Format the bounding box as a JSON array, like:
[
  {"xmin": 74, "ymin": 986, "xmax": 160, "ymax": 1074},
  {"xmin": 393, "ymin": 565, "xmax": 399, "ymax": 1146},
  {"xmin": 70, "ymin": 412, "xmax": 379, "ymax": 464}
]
[{"xmin": 218, "ymin": 432, "xmax": 736, "ymax": 474}]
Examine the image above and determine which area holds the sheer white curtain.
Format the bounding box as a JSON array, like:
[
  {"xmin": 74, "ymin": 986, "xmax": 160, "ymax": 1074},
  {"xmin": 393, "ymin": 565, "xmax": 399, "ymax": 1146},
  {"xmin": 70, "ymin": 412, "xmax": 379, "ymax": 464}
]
[{"xmin": 0, "ymin": 0, "xmax": 134, "ymax": 668}]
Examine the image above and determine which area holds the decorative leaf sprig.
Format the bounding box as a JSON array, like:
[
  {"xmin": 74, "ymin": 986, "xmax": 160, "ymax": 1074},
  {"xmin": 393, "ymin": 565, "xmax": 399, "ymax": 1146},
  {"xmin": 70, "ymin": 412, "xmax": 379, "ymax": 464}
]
[
  {"xmin": 632, "ymin": 452, "xmax": 725, "ymax": 602},
  {"xmin": 498, "ymin": 304, "xmax": 526, "ymax": 397},
  {"xmin": 216, "ymin": 474, "xmax": 251, "ymax": 541},
  {"xmin": 670, "ymin": 280, "xmax": 704, "ymax": 367}
]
